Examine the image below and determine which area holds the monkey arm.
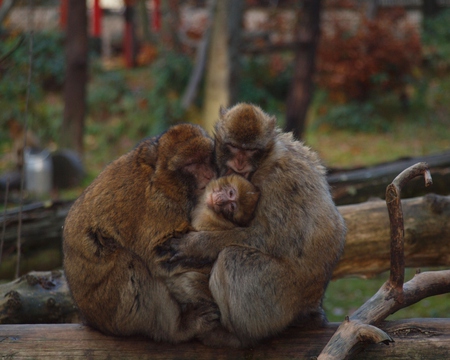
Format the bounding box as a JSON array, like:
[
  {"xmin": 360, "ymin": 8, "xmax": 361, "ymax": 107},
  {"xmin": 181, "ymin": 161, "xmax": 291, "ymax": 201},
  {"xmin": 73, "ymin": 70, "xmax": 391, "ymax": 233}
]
[{"xmin": 162, "ymin": 226, "xmax": 258, "ymax": 266}]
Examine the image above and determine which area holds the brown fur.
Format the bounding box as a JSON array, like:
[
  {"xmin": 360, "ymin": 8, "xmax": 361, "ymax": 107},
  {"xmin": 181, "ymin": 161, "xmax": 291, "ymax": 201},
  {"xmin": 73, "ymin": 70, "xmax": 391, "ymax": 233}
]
[
  {"xmin": 165, "ymin": 174, "xmax": 259, "ymax": 343},
  {"xmin": 192, "ymin": 174, "xmax": 260, "ymax": 231},
  {"xmin": 166, "ymin": 103, "xmax": 347, "ymax": 347},
  {"xmin": 63, "ymin": 124, "xmax": 222, "ymax": 343}
]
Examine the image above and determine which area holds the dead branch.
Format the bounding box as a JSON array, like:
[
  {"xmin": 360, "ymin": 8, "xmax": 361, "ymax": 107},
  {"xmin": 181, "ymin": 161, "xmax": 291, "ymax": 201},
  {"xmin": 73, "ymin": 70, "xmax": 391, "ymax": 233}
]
[
  {"xmin": 386, "ymin": 162, "xmax": 432, "ymax": 291},
  {"xmin": 0, "ymin": 270, "xmax": 79, "ymax": 324},
  {"xmin": 318, "ymin": 162, "xmax": 450, "ymax": 360}
]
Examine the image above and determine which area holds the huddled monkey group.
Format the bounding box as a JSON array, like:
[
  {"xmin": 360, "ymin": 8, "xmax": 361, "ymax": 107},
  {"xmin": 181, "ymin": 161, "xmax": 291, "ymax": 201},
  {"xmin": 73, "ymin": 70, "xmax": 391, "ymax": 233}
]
[{"xmin": 63, "ymin": 103, "xmax": 346, "ymax": 348}]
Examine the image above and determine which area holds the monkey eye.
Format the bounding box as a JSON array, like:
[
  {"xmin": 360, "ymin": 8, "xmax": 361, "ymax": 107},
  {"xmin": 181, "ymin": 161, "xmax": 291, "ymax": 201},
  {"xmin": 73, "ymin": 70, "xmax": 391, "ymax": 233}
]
[
  {"xmin": 229, "ymin": 202, "xmax": 237, "ymax": 212},
  {"xmin": 228, "ymin": 188, "xmax": 235, "ymax": 198},
  {"xmin": 226, "ymin": 144, "xmax": 239, "ymax": 153}
]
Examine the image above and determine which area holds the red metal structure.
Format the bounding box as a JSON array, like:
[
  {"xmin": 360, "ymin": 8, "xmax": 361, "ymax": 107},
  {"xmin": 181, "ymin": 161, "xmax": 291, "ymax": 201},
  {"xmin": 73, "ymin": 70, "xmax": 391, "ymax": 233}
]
[
  {"xmin": 152, "ymin": 0, "xmax": 161, "ymax": 32},
  {"xmin": 92, "ymin": 0, "xmax": 102, "ymax": 37},
  {"xmin": 59, "ymin": 0, "xmax": 68, "ymax": 30}
]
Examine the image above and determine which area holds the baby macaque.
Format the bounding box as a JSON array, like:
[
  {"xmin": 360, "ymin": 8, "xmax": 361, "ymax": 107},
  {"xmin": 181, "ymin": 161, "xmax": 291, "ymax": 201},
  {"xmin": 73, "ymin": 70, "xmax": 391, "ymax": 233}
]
[
  {"xmin": 192, "ymin": 174, "xmax": 260, "ymax": 231},
  {"xmin": 166, "ymin": 174, "xmax": 259, "ymax": 317}
]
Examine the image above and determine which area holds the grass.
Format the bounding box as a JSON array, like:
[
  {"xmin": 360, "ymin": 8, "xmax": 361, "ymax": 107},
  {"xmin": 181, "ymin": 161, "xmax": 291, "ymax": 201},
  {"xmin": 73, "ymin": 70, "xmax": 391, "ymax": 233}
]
[
  {"xmin": 324, "ymin": 269, "xmax": 450, "ymax": 322},
  {"xmin": 306, "ymin": 119, "xmax": 450, "ymax": 169}
]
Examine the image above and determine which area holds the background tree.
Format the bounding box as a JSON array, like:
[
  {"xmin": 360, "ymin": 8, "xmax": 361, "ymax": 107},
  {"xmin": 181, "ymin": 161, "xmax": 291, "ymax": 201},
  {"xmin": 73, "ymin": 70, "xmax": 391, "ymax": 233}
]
[
  {"xmin": 284, "ymin": 0, "xmax": 322, "ymax": 140},
  {"xmin": 202, "ymin": 0, "xmax": 244, "ymax": 133},
  {"xmin": 60, "ymin": 0, "xmax": 88, "ymax": 156}
]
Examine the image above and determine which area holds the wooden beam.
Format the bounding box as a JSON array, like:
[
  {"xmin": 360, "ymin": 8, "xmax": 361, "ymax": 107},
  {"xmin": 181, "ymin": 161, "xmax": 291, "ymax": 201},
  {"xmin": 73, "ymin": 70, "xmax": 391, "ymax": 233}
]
[{"xmin": 1, "ymin": 319, "xmax": 450, "ymax": 359}]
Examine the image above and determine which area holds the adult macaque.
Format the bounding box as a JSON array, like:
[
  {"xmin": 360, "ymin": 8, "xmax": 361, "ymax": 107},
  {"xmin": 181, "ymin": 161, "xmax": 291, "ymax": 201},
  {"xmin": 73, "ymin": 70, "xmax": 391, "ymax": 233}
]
[
  {"xmin": 192, "ymin": 174, "xmax": 260, "ymax": 231},
  {"xmin": 166, "ymin": 103, "xmax": 347, "ymax": 347},
  {"xmin": 63, "ymin": 124, "xmax": 221, "ymax": 343}
]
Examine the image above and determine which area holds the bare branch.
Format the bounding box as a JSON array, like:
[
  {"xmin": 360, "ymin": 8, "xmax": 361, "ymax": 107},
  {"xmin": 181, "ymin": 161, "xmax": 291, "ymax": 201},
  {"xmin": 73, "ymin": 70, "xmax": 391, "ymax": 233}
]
[
  {"xmin": 318, "ymin": 318, "xmax": 392, "ymax": 360},
  {"xmin": 317, "ymin": 163, "xmax": 447, "ymax": 360},
  {"xmin": 386, "ymin": 162, "xmax": 432, "ymax": 291}
]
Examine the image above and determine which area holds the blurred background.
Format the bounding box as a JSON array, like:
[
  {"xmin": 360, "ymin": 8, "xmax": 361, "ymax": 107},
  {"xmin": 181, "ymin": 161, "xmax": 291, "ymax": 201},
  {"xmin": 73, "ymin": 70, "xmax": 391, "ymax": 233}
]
[{"xmin": 0, "ymin": 0, "xmax": 449, "ymax": 323}]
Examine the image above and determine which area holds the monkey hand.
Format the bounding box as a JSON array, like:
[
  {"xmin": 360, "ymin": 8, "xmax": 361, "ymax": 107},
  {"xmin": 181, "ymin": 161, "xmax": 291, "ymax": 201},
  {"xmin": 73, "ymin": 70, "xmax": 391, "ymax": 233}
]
[{"xmin": 163, "ymin": 231, "xmax": 221, "ymax": 267}]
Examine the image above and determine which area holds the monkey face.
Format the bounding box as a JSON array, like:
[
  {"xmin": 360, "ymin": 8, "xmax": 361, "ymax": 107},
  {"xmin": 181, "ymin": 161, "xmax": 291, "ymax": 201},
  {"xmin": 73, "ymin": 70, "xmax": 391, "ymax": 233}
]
[
  {"xmin": 214, "ymin": 103, "xmax": 276, "ymax": 179},
  {"xmin": 157, "ymin": 124, "xmax": 217, "ymax": 194},
  {"xmin": 205, "ymin": 175, "xmax": 260, "ymax": 227}
]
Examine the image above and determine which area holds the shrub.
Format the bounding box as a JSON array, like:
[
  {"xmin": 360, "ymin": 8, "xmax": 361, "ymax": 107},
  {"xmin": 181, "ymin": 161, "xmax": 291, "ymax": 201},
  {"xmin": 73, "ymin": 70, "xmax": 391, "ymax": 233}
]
[{"xmin": 317, "ymin": 7, "xmax": 421, "ymax": 103}]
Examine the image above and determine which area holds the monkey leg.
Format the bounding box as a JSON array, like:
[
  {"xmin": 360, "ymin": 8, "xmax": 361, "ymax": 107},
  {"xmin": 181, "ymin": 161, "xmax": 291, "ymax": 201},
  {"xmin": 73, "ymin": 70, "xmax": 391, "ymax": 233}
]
[
  {"xmin": 209, "ymin": 245, "xmax": 316, "ymax": 346},
  {"xmin": 65, "ymin": 247, "xmax": 219, "ymax": 343},
  {"xmin": 165, "ymin": 271, "xmax": 214, "ymax": 305}
]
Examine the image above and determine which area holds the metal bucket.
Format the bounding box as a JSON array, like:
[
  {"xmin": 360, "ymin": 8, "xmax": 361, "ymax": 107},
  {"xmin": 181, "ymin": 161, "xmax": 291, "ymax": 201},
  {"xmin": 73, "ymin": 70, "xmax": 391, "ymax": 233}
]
[{"xmin": 24, "ymin": 148, "xmax": 53, "ymax": 197}]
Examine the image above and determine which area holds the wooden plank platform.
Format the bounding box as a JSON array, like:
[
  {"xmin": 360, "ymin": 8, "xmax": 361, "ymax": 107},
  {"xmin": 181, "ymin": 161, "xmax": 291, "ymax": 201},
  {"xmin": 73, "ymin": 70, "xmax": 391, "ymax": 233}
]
[{"xmin": 1, "ymin": 319, "xmax": 450, "ymax": 359}]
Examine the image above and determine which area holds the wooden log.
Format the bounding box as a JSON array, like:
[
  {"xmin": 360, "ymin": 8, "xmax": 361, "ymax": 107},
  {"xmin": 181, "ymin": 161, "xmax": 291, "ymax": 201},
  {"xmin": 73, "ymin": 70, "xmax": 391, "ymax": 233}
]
[
  {"xmin": 0, "ymin": 270, "xmax": 79, "ymax": 324},
  {"xmin": 334, "ymin": 193, "xmax": 450, "ymax": 278},
  {"xmin": 0, "ymin": 319, "xmax": 449, "ymax": 359},
  {"xmin": 1, "ymin": 194, "xmax": 450, "ymax": 280},
  {"xmin": 328, "ymin": 151, "xmax": 450, "ymax": 205},
  {"xmin": 0, "ymin": 201, "xmax": 70, "ymax": 277}
]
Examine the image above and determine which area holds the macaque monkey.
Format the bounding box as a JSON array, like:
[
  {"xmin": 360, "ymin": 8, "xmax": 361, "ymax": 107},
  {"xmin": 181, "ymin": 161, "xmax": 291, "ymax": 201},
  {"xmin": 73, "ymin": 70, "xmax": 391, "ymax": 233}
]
[
  {"xmin": 63, "ymin": 124, "xmax": 222, "ymax": 343},
  {"xmin": 192, "ymin": 174, "xmax": 260, "ymax": 231},
  {"xmin": 165, "ymin": 103, "xmax": 347, "ymax": 348}
]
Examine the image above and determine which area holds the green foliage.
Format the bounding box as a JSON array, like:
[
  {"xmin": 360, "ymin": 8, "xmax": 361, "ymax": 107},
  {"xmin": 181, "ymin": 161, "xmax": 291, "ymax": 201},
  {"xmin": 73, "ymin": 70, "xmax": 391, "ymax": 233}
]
[
  {"xmin": 87, "ymin": 51, "xmax": 193, "ymax": 142},
  {"xmin": 314, "ymin": 97, "xmax": 389, "ymax": 133},
  {"xmin": 238, "ymin": 55, "xmax": 292, "ymax": 117},
  {"xmin": 146, "ymin": 50, "xmax": 193, "ymax": 126},
  {"xmin": 422, "ymin": 9, "xmax": 450, "ymax": 71},
  {"xmin": 0, "ymin": 31, "xmax": 65, "ymax": 143},
  {"xmin": 325, "ymin": 269, "xmax": 450, "ymax": 322}
]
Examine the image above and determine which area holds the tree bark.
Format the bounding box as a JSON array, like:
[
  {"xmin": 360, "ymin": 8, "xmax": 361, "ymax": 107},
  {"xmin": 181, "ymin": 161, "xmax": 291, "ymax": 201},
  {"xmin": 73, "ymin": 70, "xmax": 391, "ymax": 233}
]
[
  {"xmin": 284, "ymin": 0, "xmax": 322, "ymax": 140},
  {"xmin": 61, "ymin": 0, "xmax": 88, "ymax": 156},
  {"xmin": 335, "ymin": 193, "xmax": 450, "ymax": 279},
  {"xmin": 202, "ymin": 0, "xmax": 244, "ymax": 134},
  {"xmin": 328, "ymin": 150, "xmax": 450, "ymax": 205},
  {"xmin": 0, "ymin": 270, "xmax": 79, "ymax": 324},
  {"xmin": 1, "ymin": 319, "xmax": 450, "ymax": 359}
]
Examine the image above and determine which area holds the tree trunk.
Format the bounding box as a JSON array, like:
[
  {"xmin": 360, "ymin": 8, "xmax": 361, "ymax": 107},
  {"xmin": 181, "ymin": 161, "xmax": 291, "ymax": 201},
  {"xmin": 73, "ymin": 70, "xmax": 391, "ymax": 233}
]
[
  {"xmin": 202, "ymin": 0, "xmax": 244, "ymax": 134},
  {"xmin": 284, "ymin": 0, "xmax": 321, "ymax": 140},
  {"xmin": 61, "ymin": 0, "xmax": 88, "ymax": 156}
]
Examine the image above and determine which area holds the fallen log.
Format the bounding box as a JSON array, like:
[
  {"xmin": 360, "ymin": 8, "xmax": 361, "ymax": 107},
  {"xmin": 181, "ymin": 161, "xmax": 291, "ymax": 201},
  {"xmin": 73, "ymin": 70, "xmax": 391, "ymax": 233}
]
[
  {"xmin": 2, "ymin": 194, "xmax": 449, "ymax": 279},
  {"xmin": 0, "ymin": 270, "xmax": 79, "ymax": 324},
  {"xmin": 0, "ymin": 319, "xmax": 449, "ymax": 359},
  {"xmin": 328, "ymin": 151, "xmax": 450, "ymax": 205},
  {"xmin": 334, "ymin": 193, "xmax": 450, "ymax": 278}
]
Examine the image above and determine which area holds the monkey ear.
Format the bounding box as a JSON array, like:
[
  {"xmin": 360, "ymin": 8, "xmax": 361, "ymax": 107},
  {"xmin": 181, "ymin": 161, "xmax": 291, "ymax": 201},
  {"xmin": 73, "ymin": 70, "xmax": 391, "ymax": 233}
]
[
  {"xmin": 219, "ymin": 105, "xmax": 227, "ymax": 118},
  {"xmin": 137, "ymin": 137, "xmax": 159, "ymax": 166},
  {"xmin": 268, "ymin": 115, "xmax": 277, "ymax": 132}
]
